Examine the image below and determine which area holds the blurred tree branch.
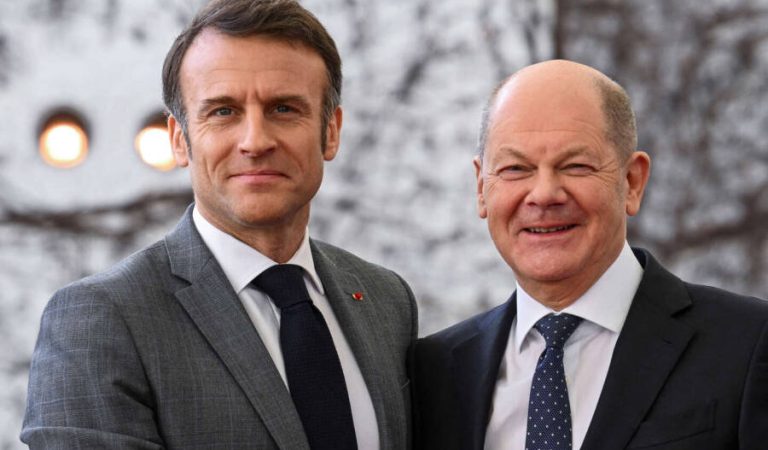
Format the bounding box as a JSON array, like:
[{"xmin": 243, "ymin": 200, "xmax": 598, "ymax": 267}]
[
  {"xmin": 0, "ymin": 190, "xmax": 193, "ymax": 245},
  {"xmin": 557, "ymin": 0, "xmax": 768, "ymax": 295}
]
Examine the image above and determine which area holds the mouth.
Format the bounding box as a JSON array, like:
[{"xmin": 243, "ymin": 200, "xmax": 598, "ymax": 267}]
[
  {"xmin": 229, "ymin": 170, "xmax": 289, "ymax": 187},
  {"xmin": 231, "ymin": 169, "xmax": 286, "ymax": 178},
  {"xmin": 524, "ymin": 225, "xmax": 577, "ymax": 234}
]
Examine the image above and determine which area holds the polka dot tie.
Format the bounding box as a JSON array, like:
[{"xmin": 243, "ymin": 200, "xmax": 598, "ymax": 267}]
[{"xmin": 525, "ymin": 313, "xmax": 583, "ymax": 450}]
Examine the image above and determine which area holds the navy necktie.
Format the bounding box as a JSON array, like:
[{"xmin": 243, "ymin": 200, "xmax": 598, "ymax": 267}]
[
  {"xmin": 252, "ymin": 264, "xmax": 357, "ymax": 450},
  {"xmin": 525, "ymin": 313, "xmax": 583, "ymax": 450}
]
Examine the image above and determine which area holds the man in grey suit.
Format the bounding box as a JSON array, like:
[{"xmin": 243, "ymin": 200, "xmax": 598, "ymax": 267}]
[{"xmin": 22, "ymin": 0, "xmax": 417, "ymax": 448}]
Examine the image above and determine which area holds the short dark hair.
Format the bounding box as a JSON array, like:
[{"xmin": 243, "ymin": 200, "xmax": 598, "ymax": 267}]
[
  {"xmin": 162, "ymin": 0, "xmax": 342, "ymax": 135},
  {"xmin": 476, "ymin": 73, "xmax": 637, "ymax": 162}
]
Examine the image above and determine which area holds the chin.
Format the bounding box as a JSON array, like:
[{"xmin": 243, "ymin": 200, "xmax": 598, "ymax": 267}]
[
  {"xmin": 513, "ymin": 259, "xmax": 581, "ymax": 284},
  {"xmin": 233, "ymin": 210, "xmax": 290, "ymax": 227}
]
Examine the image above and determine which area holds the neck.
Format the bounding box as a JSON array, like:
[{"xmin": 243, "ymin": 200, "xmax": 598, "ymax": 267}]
[
  {"xmin": 517, "ymin": 255, "xmax": 621, "ymax": 311},
  {"xmin": 238, "ymin": 225, "xmax": 306, "ymax": 263},
  {"xmin": 519, "ymin": 280, "xmax": 591, "ymax": 311},
  {"xmin": 518, "ymin": 244, "xmax": 624, "ymax": 311},
  {"xmin": 199, "ymin": 207, "xmax": 309, "ymax": 264}
]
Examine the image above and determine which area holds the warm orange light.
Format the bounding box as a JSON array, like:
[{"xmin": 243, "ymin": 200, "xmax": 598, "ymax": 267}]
[
  {"xmin": 39, "ymin": 120, "xmax": 88, "ymax": 168},
  {"xmin": 135, "ymin": 124, "xmax": 175, "ymax": 171}
]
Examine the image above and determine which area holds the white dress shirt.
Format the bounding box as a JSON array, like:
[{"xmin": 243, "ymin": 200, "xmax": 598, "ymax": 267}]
[
  {"xmin": 484, "ymin": 242, "xmax": 643, "ymax": 450},
  {"xmin": 192, "ymin": 208, "xmax": 379, "ymax": 450}
]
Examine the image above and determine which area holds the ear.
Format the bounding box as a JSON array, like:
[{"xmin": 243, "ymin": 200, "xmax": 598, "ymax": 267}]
[
  {"xmin": 322, "ymin": 106, "xmax": 343, "ymax": 161},
  {"xmin": 168, "ymin": 115, "xmax": 190, "ymax": 167},
  {"xmin": 625, "ymin": 150, "xmax": 651, "ymax": 216},
  {"xmin": 474, "ymin": 156, "xmax": 488, "ymax": 219}
]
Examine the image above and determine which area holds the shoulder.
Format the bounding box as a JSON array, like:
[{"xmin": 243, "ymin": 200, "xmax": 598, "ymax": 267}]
[
  {"xmin": 683, "ymin": 280, "xmax": 768, "ymax": 327},
  {"xmin": 311, "ymin": 239, "xmax": 387, "ymax": 272},
  {"xmin": 311, "ymin": 238, "xmax": 418, "ymax": 332},
  {"xmin": 636, "ymin": 248, "xmax": 768, "ymax": 315},
  {"xmin": 681, "ymin": 282, "xmax": 768, "ymax": 355},
  {"xmin": 635, "ymin": 247, "xmax": 768, "ymax": 335},
  {"xmin": 311, "ymin": 238, "xmax": 411, "ymax": 290},
  {"xmin": 684, "ymin": 279, "xmax": 767, "ymax": 309},
  {"xmin": 418, "ymin": 301, "xmax": 511, "ymax": 356},
  {"xmin": 46, "ymin": 238, "xmax": 173, "ymax": 313}
]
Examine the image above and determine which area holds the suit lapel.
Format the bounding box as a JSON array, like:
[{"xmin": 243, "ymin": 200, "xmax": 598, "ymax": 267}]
[
  {"xmin": 310, "ymin": 241, "xmax": 407, "ymax": 449},
  {"xmin": 165, "ymin": 207, "xmax": 309, "ymax": 450},
  {"xmin": 451, "ymin": 297, "xmax": 517, "ymax": 450},
  {"xmin": 581, "ymin": 249, "xmax": 694, "ymax": 450}
]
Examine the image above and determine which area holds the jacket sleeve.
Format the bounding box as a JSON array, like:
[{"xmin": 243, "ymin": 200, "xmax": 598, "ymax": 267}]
[
  {"xmin": 21, "ymin": 284, "xmax": 164, "ymax": 449},
  {"xmin": 739, "ymin": 318, "xmax": 768, "ymax": 449}
]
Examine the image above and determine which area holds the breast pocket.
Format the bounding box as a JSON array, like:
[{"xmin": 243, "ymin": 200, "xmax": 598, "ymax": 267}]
[{"xmin": 627, "ymin": 400, "xmax": 716, "ymax": 448}]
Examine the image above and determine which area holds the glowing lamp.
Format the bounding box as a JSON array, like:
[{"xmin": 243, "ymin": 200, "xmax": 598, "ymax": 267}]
[
  {"xmin": 39, "ymin": 112, "xmax": 89, "ymax": 169},
  {"xmin": 136, "ymin": 112, "xmax": 174, "ymax": 171}
]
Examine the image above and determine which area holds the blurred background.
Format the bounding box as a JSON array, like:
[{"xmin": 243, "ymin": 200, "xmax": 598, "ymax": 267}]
[{"xmin": 2, "ymin": 0, "xmax": 767, "ymax": 446}]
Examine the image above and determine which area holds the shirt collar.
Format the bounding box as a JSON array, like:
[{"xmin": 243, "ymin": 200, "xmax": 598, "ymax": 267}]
[
  {"xmin": 192, "ymin": 206, "xmax": 325, "ymax": 295},
  {"xmin": 514, "ymin": 241, "xmax": 643, "ymax": 353}
]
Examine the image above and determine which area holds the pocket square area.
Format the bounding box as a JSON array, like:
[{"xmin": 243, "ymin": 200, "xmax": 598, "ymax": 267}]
[{"xmin": 627, "ymin": 400, "xmax": 716, "ymax": 448}]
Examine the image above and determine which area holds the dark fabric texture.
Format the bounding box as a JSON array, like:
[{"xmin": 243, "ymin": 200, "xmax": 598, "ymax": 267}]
[
  {"xmin": 253, "ymin": 264, "xmax": 357, "ymax": 450},
  {"xmin": 412, "ymin": 248, "xmax": 768, "ymax": 450},
  {"xmin": 526, "ymin": 314, "xmax": 582, "ymax": 450}
]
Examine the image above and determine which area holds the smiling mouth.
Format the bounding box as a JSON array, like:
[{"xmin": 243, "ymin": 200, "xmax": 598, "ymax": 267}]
[{"xmin": 525, "ymin": 225, "xmax": 576, "ymax": 234}]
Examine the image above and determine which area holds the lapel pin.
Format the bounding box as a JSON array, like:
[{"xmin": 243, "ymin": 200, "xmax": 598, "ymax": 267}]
[{"xmin": 352, "ymin": 291, "xmax": 364, "ymax": 301}]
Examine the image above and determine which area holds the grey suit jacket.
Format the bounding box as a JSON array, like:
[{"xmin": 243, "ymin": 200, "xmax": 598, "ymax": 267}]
[{"xmin": 22, "ymin": 206, "xmax": 418, "ymax": 449}]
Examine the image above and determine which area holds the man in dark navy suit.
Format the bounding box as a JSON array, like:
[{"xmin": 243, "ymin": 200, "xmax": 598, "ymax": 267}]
[{"xmin": 412, "ymin": 59, "xmax": 768, "ymax": 450}]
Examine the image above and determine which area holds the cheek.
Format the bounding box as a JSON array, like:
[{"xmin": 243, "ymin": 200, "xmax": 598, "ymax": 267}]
[
  {"xmin": 588, "ymin": 188, "xmax": 628, "ymax": 229},
  {"xmin": 484, "ymin": 182, "xmax": 521, "ymax": 218},
  {"xmin": 305, "ymin": 157, "xmax": 324, "ymax": 184},
  {"xmin": 188, "ymin": 146, "xmax": 230, "ymax": 187},
  {"xmin": 300, "ymin": 139, "xmax": 328, "ymax": 171}
]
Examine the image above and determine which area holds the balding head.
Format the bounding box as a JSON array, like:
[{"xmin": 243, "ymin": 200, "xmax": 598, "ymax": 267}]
[
  {"xmin": 471, "ymin": 60, "xmax": 651, "ymax": 307},
  {"xmin": 477, "ymin": 60, "xmax": 637, "ymax": 163}
]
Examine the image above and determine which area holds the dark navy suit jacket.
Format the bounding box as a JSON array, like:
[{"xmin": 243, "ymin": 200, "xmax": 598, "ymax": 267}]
[{"xmin": 412, "ymin": 249, "xmax": 768, "ymax": 449}]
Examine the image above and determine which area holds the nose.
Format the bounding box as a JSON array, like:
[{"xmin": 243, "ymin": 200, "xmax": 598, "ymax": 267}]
[
  {"xmin": 239, "ymin": 111, "xmax": 277, "ymax": 157},
  {"xmin": 525, "ymin": 170, "xmax": 567, "ymax": 207}
]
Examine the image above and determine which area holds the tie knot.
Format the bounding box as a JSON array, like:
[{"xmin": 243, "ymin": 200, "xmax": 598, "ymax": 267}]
[
  {"xmin": 534, "ymin": 313, "xmax": 582, "ymax": 349},
  {"xmin": 251, "ymin": 264, "xmax": 311, "ymax": 309}
]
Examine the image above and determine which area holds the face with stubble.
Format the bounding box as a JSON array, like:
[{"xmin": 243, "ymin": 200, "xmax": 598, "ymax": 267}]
[{"xmin": 169, "ymin": 29, "xmax": 342, "ymax": 246}]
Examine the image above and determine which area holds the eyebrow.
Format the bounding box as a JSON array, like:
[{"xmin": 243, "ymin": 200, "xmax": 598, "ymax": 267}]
[
  {"xmin": 489, "ymin": 147, "xmax": 529, "ymax": 165},
  {"xmin": 269, "ymin": 95, "xmax": 312, "ymax": 110},
  {"xmin": 268, "ymin": 95, "xmax": 312, "ymax": 114},
  {"xmin": 195, "ymin": 94, "xmax": 313, "ymax": 117},
  {"xmin": 559, "ymin": 147, "xmax": 591, "ymax": 160},
  {"xmin": 489, "ymin": 146, "xmax": 592, "ymax": 164},
  {"xmin": 196, "ymin": 95, "xmax": 237, "ymax": 117}
]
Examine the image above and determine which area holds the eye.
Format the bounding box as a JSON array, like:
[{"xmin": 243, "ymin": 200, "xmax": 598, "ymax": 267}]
[
  {"xmin": 503, "ymin": 164, "xmax": 528, "ymax": 173},
  {"xmin": 274, "ymin": 104, "xmax": 294, "ymax": 113},
  {"xmin": 213, "ymin": 107, "xmax": 233, "ymax": 117},
  {"xmin": 562, "ymin": 163, "xmax": 594, "ymax": 175},
  {"xmin": 498, "ymin": 164, "xmax": 532, "ymax": 180}
]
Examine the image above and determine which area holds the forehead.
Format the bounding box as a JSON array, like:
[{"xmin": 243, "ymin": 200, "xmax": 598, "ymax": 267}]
[
  {"xmin": 491, "ymin": 73, "xmax": 604, "ymax": 136},
  {"xmin": 179, "ymin": 29, "xmax": 327, "ymax": 102},
  {"xmin": 485, "ymin": 72, "xmax": 610, "ymax": 158}
]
